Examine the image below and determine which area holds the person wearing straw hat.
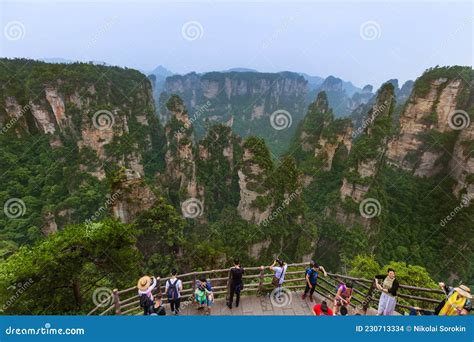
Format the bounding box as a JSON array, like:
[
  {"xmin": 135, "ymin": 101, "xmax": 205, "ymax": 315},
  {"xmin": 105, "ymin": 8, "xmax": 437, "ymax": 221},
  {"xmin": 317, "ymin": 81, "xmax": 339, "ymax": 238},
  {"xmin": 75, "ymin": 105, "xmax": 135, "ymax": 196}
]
[
  {"xmin": 137, "ymin": 275, "xmax": 158, "ymax": 315},
  {"xmin": 438, "ymin": 283, "xmax": 472, "ymax": 316}
]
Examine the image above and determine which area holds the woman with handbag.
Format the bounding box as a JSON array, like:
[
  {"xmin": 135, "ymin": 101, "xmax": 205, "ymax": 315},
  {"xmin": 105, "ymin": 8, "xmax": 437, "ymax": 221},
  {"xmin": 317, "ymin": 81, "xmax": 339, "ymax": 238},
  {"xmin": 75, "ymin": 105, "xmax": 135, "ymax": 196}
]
[{"xmin": 269, "ymin": 259, "xmax": 287, "ymax": 300}]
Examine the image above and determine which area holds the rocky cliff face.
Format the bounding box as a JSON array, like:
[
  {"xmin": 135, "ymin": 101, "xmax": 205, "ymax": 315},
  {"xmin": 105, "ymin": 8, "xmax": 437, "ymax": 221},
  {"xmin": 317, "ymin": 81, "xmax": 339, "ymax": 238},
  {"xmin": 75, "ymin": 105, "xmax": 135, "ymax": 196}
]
[
  {"xmin": 340, "ymin": 82, "xmax": 395, "ymax": 203},
  {"xmin": 0, "ymin": 59, "xmax": 164, "ymax": 234},
  {"xmin": 387, "ymin": 67, "xmax": 472, "ymax": 182},
  {"xmin": 0, "ymin": 61, "xmax": 160, "ymax": 180},
  {"xmin": 236, "ymin": 137, "xmax": 273, "ymax": 224},
  {"xmin": 293, "ymin": 91, "xmax": 352, "ymax": 180},
  {"xmin": 159, "ymin": 71, "xmax": 308, "ymax": 155},
  {"xmin": 162, "ymin": 95, "xmax": 204, "ymax": 205}
]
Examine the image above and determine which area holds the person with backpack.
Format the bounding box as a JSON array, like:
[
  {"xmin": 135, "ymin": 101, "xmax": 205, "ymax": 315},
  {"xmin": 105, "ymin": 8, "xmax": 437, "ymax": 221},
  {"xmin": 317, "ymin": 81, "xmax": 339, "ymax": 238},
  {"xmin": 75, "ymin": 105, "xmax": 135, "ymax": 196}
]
[
  {"xmin": 375, "ymin": 268, "xmax": 399, "ymax": 315},
  {"xmin": 165, "ymin": 269, "xmax": 183, "ymax": 315},
  {"xmin": 333, "ymin": 281, "xmax": 353, "ymax": 315},
  {"xmin": 268, "ymin": 258, "xmax": 287, "ymax": 300},
  {"xmin": 195, "ymin": 277, "xmax": 214, "ymax": 315},
  {"xmin": 227, "ymin": 259, "xmax": 244, "ymax": 309},
  {"xmin": 137, "ymin": 275, "xmax": 158, "ymax": 315},
  {"xmin": 302, "ymin": 261, "xmax": 327, "ymax": 302}
]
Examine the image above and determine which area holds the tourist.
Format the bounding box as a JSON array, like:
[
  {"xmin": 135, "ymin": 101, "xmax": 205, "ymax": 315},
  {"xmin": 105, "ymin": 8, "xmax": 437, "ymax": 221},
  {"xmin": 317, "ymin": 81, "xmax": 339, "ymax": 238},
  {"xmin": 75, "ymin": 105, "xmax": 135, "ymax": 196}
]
[
  {"xmin": 302, "ymin": 261, "xmax": 327, "ymax": 302},
  {"xmin": 333, "ymin": 281, "xmax": 353, "ymax": 315},
  {"xmin": 437, "ymin": 283, "xmax": 472, "ymax": 316},
  {"xmin": 268, "ymin": 259, "xmax": 287, "ymax": 300},
  {"xmin": 227, "ymin": 259, "xmax": 244, "ymax": 309},
  {"xmin": 375, "ymin": 268, "xmax": 399, "ymax": 315},
  {"xmin": 312, "ymin": 300, "xmax": 334, "ymax": 316},
  {"xmin": 195, "ymin": 277, "xmax": 214, "ymax": 315},
  {"xmin": 151, "ymin": 295, "xmax": 166, "ymax": 316},
  {"xmin": 165, "ymin": 269, "xmax": 183, "ymax": 315},
  {"xmin": 137, "ymin": 275, "xmax": 158, "ymax": 315}
]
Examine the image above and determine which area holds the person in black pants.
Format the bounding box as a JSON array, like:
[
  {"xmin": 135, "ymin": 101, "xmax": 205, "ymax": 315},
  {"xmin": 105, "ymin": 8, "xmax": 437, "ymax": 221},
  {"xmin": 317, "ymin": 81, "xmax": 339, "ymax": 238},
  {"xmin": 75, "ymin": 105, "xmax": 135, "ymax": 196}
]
[{"xmin": 227, "ymin": 259, "xmax": 244, "ymax": 309}]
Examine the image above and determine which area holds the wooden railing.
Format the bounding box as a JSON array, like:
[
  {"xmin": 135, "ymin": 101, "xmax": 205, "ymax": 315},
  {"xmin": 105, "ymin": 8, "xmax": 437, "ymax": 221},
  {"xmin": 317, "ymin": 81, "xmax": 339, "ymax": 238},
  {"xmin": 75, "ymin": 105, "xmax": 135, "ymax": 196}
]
[{"xmin": 88, "ymin": 263, "xmax": 445, "ymax": 316}]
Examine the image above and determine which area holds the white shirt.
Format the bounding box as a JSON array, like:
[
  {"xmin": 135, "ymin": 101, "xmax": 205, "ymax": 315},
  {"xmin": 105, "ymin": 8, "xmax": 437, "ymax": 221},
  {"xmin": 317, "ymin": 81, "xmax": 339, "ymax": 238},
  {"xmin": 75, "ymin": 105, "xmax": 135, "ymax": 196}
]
[{"xmin": 273, "ymin": 265, "xmax": 288, "ymax": 284}]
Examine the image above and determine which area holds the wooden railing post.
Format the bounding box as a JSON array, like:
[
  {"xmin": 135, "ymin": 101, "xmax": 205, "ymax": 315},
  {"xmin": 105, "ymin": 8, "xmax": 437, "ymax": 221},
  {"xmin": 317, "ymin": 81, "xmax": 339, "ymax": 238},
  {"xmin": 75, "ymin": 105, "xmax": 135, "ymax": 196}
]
[
  {"xmin": 113, "ymin": 288, "xmax": 121, "ymax": 315},
  {"xmin": 192, "ymin": 273, "xmax": 197, "ymax": 302},
  {"xmin": 258, "ymin": 266, "xmax": 265, "ymax": 294},
  {"xmin": 362, "ymin": 279, "xmax": 376, "ymax": 315}
]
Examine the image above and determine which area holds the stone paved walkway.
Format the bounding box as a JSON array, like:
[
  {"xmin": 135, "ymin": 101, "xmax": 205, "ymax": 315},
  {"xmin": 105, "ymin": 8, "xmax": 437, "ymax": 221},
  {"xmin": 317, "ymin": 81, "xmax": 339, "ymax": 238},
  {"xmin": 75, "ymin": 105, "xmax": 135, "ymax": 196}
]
[{"xmin": 176, "ymin": 291, "xmax": 374, "ymax": 316}]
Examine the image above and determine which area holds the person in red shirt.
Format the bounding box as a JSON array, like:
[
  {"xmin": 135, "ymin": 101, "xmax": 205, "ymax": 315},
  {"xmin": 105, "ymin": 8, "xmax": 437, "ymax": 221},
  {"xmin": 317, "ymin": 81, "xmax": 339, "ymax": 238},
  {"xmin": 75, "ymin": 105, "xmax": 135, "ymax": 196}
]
[{"xmin": 312, "ymin": 301, "xmax": 334, "ymax": 316}]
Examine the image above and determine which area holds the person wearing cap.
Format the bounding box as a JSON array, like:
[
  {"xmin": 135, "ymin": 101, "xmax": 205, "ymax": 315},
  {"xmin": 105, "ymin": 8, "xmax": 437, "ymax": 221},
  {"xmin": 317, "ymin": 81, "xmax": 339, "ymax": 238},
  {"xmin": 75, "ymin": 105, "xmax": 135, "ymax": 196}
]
[
  {"xmin": 137, "ymin": 275, "xmax": 158, "ymax": 315},
  {"xmin": 302, "ymin": 260, "xmax": 327, "ymax": 302},
  {"xmin": 438, "ymin": 283, "xmax": 472, "ymax": 316}
]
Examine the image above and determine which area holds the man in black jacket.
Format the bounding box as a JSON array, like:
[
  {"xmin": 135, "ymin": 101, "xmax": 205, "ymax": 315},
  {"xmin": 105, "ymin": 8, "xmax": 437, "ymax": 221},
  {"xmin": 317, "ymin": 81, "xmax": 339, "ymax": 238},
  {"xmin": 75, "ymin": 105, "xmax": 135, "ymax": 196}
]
[{"xmin": 227, "ymin": 259, "xmax": 244, "ymax": 309}]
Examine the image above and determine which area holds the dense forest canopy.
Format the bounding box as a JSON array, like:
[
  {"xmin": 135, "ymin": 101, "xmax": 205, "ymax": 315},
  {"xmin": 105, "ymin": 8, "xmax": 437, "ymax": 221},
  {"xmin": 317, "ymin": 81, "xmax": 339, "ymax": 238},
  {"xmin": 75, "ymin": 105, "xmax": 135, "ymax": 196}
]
[{"xmin": 0, "ymin": 60, "xmax": 472, "ymax": 314}]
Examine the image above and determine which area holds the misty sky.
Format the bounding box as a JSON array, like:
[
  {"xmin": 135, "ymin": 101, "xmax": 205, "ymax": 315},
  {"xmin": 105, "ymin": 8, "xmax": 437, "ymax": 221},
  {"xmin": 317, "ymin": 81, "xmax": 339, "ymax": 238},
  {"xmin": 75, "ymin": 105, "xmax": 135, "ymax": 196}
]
[{"xmin": 0, "ymin": 0, "xmax": 472, "ymax": 88}]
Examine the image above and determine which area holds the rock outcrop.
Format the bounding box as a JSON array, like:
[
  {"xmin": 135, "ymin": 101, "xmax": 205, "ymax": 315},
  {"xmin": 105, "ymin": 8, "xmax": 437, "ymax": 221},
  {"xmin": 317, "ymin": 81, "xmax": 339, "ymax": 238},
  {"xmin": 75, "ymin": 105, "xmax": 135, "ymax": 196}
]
[{"xmin": 387, "ymin": 68, "xmax": 471, "ymax": 180}]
